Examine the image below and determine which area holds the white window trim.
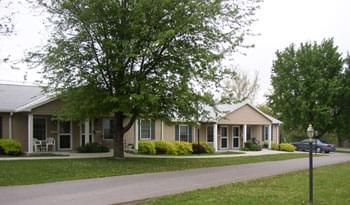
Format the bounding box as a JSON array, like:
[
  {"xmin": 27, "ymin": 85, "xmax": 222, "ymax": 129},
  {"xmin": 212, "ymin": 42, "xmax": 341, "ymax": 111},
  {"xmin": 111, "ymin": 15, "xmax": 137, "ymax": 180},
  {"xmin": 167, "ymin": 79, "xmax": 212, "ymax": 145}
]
[
  {"xmin": 263, "ymin": 125, "xmax": 269, "ymax": 141},
  {"xmin": 178, "ymin": 124, "xmax": 190, "ymax": 142},
  {"xmin": 220, "ymin": 126, "xmax": 228, "ymax": 149},
  {"xmin": 140, "ymin": 119, "xmax": 153, "ymax": 140},
  {"xmin": 206, "ymin": 125, "xmax": 214, "ymax": 143},
  {"xmin": 80, "ymin": 119, "xmax": 95, "ymax": 145},
  {"xmin": 232, "ymin": 126, "xmax": 240, "ymax": 149},
  {"xmin": 57, "ymin": 120, "xmax": 73, "ymax": 151}
]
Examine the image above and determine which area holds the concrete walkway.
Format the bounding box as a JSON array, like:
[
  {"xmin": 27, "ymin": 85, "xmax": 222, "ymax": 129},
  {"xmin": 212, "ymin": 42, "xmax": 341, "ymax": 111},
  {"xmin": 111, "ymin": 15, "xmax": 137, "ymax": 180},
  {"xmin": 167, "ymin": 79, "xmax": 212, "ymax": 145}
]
[
  {"xmin": 0, "ymin": 149, "xmax": 298, "ymax": 160},
  {"xmin": 1, "ymin": 153, "xmax": 349, "ymax": 205}
]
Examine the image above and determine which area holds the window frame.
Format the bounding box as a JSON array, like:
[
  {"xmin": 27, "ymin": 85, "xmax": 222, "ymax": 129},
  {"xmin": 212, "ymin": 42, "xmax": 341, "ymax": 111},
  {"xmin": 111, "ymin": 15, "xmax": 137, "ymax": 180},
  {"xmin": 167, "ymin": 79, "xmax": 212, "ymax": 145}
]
[
  {"xmin": 102, "ymin": 118, "xmax": 114, "ymax": 140},
  {"xmin": 263, "ymin": 125, "xmax": 269, "ymax": 141},
  {"xmin": 178, "ymin": 124, "xmax": 190, "ymax": 142},
  {"xmin": 206, "ymin": 125, "xmax": 214, "ymax": 143},
  {"xmin": 139, "ymin": 119, "xmax": 154, "ymax": 140}
]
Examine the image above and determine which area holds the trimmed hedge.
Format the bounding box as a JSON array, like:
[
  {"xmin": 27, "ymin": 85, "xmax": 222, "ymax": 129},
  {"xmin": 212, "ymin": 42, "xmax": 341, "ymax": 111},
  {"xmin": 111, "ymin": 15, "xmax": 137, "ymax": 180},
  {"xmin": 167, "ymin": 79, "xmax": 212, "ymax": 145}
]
[
  {"xmin": 138, "ymin": 141, "xmax": 156, "ymax": 155},
  {"xmin": 0, "ymin": 139, "xmax": 22, "ymax": 156},
  {"xmin": 154, "ymin": 141, "xmax": 177, "ymax": 155},
  {"xmin": 241, "ymin": 140, "xmax": 262, "ymax": 151},
  {"xmin": 200, "ymin": 142, "xmax": 214, "ymax": 154},
  {"xmin": 271, "ymin": 143, "xmax": 279, "ymax": 150},
  {"xmin": 174, "ymin": 141, "xmax": 193, "ymax": 155},
  {"xmin": 279, "ymin": 143, "xmax": 296, "ymax": 152},
  {"xmin": 192, "ymin": 143, "xmax": 206, "ymax": 154},
  {"xmin": 77, "ymin": 142, "xmax": 110, "ymax": 153}
]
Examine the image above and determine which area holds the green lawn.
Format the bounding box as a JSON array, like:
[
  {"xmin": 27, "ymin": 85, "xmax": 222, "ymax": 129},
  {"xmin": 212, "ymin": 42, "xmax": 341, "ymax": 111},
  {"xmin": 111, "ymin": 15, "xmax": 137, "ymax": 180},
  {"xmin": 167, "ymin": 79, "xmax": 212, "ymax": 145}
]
[
  {"xmin": 141, "ymin": 162, "xmax": 350, "ymax": 205},
  {"xmin": 336, "ymin": 147, "xmax": 350, "ymax": 153},
  {"xmin": 0, "ymin": 153, "xmax": 307, "ymax": 186}
]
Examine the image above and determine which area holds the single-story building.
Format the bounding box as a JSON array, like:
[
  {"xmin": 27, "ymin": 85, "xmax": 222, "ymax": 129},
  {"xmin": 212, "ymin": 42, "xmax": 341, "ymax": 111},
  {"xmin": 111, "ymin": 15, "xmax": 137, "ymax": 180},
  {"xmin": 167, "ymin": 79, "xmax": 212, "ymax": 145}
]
[{"xmin": 0, "ymin": 83, "xmax": 282, "ymax": 153}]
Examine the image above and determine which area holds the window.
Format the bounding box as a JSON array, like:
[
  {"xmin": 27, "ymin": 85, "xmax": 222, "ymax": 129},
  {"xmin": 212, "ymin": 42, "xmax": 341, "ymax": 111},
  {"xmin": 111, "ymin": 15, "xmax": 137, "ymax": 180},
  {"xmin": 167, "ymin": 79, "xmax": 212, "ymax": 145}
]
[
  {"xmin": 179, "ymin": 125, "xmax": 189, "ymax": 142},
  {"xmin": 103, "ymin": 118, "xmax": 114, "ymax": 140},
  {"xmin": 263, "ymin": 126, "xmax": 269, "ymax": 141},
  {"xmin": 33, "ymin": 118, "xmax": 46, "ymax": 140},
  {"xmin": 207, "ymin": 125, "xmax": 214, "ymax": 142},
  {"xmin": 139, "ymin": 119, "xmax": 155, "ymax": 139}
]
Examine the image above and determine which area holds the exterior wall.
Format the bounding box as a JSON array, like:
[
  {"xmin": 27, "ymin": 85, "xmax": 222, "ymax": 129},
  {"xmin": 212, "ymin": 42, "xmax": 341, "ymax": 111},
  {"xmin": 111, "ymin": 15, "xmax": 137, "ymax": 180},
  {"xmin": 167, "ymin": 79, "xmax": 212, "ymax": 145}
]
[
  {"xmin": 0, "ymin": 113, "xmax": 10, "ymax": 138},
  {"xmin": 272, "ymin": 124, "xmax": 279, "ymax": 144},
  {"xmin": 218, "ymin": 104, "xmax": 271, "ymax": 125},
  {"xmin": 32, "ymin": 100, "xmax": 64, "ymax": 115},
  {"xmin": 12, "ymin": 113, "xmax": 28, "ymax": 152},
  {"xmin": 162, "ymin": 122, "xmax": 176, "ymax": 141}
]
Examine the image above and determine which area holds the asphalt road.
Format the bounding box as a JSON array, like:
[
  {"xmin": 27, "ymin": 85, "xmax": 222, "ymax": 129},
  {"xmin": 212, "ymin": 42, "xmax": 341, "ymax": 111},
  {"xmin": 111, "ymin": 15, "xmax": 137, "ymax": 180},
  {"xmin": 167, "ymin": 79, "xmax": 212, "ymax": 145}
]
[{"xmin": 1, "ymin": 153, "xmax": 349, "ymax": 205}]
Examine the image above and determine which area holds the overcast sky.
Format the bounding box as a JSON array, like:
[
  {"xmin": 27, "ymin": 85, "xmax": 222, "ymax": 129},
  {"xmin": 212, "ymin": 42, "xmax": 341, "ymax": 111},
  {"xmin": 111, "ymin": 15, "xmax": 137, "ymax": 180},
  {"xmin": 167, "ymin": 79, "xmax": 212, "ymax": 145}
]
[{"xmin": 1, "ymin": 0, "xmax": 350, "ymax": 104}]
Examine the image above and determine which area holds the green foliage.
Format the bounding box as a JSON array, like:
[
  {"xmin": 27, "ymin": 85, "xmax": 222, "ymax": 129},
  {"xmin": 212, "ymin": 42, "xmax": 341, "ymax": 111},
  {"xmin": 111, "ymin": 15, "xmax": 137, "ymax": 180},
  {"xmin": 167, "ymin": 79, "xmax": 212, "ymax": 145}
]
[
  {"xmin": 0, "ymin": 139, "xmax": 22, "ymax": 156},
  {"xmin": 268, "ymin": 39, "xmax": 347, "ymax": 142},
  {"xmin": 192, "ymin": 143, "xmax": 207, "ymax": 154},
  {"xmin": 28, "ymin": 0, "xmax": 261, "ymax": 158},
  {"xmin": 271, "ymin": 143, "xmax": 280, "ymax": 150},
  {"xmin": 76, "ymin": 143, "xmax": 109, "ymax": 153},
  {"xmin": 154, "ymin": 141, "xmax": 177, "ymax": 155},
  {"xmin": 263, "ymin": 141, "xmax": 269, "ymax": 149},
  {"xmin": 279, "ymin": 143, "xmax": 295, "ymax": 152},
  {"xmin": 241, "ymin": 140, "xmax": 262, "ymax": 151},
  {"xmin": 138, "ymin": 141, "xmax": 156, "ymax": 155},
  {"xmin": 174, "ymin": 141, "xmax": 193, "ymax": 155},
  {"xmin": 200, "ymin": 142, "xmax": 215, "ymax": 154}
]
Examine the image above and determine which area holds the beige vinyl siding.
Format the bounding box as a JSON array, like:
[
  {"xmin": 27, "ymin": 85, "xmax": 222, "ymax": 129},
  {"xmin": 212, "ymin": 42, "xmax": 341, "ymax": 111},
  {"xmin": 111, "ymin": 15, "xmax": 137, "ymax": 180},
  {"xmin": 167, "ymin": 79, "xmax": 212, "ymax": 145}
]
[
  {"xmin": 0, "ymin": 113, "xmax": 10, "ymax": 138},
  {"xmin": 218, "ymin": 104, "xmax": 271, "ymax": 125}
]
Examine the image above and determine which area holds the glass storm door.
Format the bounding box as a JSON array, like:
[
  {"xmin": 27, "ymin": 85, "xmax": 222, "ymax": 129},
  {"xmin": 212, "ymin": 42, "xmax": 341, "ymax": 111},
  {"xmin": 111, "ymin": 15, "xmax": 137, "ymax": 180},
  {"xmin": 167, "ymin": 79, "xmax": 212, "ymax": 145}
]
[
  {"xmin": 58, "ymin": 121, "xmax": 72, "ymax": 150},
  {"xmin": 220, "ymin": 127, "xmax": 228, "ymax": 149},
  {"xmin": 232, "ymin": 126, "xmax": 240, "ymax": 149}
]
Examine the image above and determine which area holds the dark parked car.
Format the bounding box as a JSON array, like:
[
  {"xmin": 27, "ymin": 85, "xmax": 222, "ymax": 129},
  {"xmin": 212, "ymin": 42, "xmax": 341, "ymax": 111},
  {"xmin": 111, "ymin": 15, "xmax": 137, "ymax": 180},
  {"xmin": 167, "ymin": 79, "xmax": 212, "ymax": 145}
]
[{"xmin": 292, "ymin": 139, "xmax": 336, "ymax": 153}]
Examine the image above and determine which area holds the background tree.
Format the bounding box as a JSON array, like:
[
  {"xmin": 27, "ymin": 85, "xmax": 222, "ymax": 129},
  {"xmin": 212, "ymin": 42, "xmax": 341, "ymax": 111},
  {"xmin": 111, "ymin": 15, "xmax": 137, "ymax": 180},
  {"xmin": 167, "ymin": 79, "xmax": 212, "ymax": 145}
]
[
  {"xmin": 268, "ymin": 39, "xmax": 345, "ymax": 141},
  {"xmin": 220, "ymin": 71, "xmax": 259, "ymax": 104},
  {"xmin": 29, "ymin": 0, "xmax": 261, "ymax": 158}
]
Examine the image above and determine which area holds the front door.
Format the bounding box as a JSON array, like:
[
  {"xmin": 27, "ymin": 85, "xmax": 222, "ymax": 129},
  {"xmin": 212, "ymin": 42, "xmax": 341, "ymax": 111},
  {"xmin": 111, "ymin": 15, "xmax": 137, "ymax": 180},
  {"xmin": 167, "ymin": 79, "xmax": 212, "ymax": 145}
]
[
  {"xmin": 220, "ymin": 127, "xmax": 228, "ymax": 149},
  {"xmin": 58, "ymin": 121, "xmax": 72, "ymax": 150},
  {"xmin": 232, "ymin": 126, "xmax": 240, "ymax": 149}
]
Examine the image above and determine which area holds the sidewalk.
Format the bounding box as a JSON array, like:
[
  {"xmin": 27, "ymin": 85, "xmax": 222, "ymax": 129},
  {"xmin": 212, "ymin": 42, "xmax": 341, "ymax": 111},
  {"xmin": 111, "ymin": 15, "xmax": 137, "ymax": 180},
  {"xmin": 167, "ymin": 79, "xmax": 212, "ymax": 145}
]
[{"xmin": 1, "ymin": 153, "xmax": 349, "ymax": 205}]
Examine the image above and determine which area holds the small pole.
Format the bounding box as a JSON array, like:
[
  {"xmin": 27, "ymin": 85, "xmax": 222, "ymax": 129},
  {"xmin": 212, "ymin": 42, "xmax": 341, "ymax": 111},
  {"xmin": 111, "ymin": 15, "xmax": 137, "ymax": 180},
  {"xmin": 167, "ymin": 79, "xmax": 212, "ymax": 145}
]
[{"xmin": 309, "ymin": 140, "xmax": 313, "ymax": 205}]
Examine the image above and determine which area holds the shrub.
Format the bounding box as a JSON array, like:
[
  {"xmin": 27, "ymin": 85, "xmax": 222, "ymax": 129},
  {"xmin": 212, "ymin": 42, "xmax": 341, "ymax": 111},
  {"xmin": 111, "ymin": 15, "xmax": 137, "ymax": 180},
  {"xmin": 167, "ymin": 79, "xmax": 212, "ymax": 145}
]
[
  {"xmin": 138, "ymin": 141, "xmax": 156, "ymax": 155},
  {"xmin": 200, "ymin": 142, "xmax": 214, "ymax": 154},
  {"xmin": 263, "ymin": 141, "xmax": 269, "ymax": 149},
  {"xmin": 279, "ymin": 143, "xmax": 295, "ymax": 152},
  {"xmin": 271, "ymin": 143, "xmax": 280, "ymax": 150},
  {"xmin": 192, "ymin": 143, "xmax": 206, "ymax": 154},
  {"xmin": 0, "ymin": 139, "xmax": 22, "ymax": 156},
  {"xmin": 154, "ymin": 141, "xmax": 177, "ymax": 155},
  {"xmin": 77, "ymin": 142, "xmax": 109, "ymax": 153},
  {"xmin": 174, "ymin": 141, "xmax": 193, "ymax": 155},
  {"xmin": 241, "ymin": 140, "xmax": 262, "ymax": 151}
]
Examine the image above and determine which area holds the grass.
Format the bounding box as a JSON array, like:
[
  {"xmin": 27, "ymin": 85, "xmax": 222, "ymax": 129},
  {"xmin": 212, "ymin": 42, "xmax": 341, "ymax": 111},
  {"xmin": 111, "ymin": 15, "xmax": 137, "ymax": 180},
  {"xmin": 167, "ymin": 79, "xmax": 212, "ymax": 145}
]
[
  {"xmin": 0, "ymin": 153, "xmax": 307, "ymax": 186},
  {"xmin": 336, "ymin": 147, "xmax": 350, "ymax": 153},
  {"xmin": 140, "ymin": 162, "xmax": 350, "ymax": 205}
]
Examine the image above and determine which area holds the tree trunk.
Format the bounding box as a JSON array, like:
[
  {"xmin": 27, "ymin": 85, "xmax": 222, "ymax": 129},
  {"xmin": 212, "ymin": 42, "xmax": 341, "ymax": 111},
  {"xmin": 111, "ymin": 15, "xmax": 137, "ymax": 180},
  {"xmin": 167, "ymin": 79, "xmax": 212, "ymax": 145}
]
[{"xmin": 113, "ymin": 112, "xmax": 125, "ymax": 159}]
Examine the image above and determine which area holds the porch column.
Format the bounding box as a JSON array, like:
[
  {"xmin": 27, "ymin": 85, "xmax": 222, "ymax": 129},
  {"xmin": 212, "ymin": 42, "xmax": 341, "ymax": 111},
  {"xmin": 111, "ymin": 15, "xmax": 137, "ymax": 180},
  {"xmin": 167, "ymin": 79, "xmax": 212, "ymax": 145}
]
[
  {"xmin": 161, "ymin": 121, "xmax": 164, "ymax": 141},
  {"xmin": 213, "ymin": 123, "xmax": 218, "ymax": 152},
  {"xmin": 84, "ymin": 119, "xmax": 90, "ymax": 144},
  {"xmin": 134, "ymin": 119, "xmax": 139, "ymax": 150},
  {"xmin": 193, "ymin": 126, "xmax": 196, "ymax": 143},
  {"xmin": 9, "ymin": 112, "xmax": 13, "ymax": 139},
  {"xmin": 27, "ymin": 113, "xmax": 33, "ymax": 153},
  {"xmin": 243, "ymin": 124, "xmax": 247, "ymax": 147},
  {"xmin": 268, "ymin": 124, "xmax": 272, "ymax": 149}
]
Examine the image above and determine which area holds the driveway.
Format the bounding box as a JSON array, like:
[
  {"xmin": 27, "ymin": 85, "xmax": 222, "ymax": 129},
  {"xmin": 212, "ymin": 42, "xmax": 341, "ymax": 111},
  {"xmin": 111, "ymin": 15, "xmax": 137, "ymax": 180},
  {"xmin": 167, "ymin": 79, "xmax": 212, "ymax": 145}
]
[{"xmin": 1, "ymin": 153, "xmax": 349, "ymax": 205}]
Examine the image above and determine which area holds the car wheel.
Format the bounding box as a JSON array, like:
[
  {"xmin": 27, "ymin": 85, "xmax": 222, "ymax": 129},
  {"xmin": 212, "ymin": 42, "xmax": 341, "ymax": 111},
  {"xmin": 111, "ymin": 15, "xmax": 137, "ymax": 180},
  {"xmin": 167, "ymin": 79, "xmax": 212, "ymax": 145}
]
[{"xmin": 325, "ymin": 151, "xmax": 330, "ymax": 154}]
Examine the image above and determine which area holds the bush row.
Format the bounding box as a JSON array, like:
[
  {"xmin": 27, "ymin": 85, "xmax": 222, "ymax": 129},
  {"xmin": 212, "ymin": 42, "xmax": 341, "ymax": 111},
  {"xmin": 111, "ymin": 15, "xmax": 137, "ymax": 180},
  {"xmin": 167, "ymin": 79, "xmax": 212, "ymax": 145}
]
[
  {"xmin": 271, "ymin": 143, "xmax": 295, "ymax": 152},
  {"xmin": 77, "ymin": 142, "xmax": 110, "ymax": 153},
  {"xmin": 138, "ymin": 141, "xmax": 214, "ymax": 155},
  {"xmin": 240, "ymin": 140, "xmax": 262, "ymax": 151},
  {"xmin": 0, "ymin": 139, "xmax": 22, "ymax": 156}
]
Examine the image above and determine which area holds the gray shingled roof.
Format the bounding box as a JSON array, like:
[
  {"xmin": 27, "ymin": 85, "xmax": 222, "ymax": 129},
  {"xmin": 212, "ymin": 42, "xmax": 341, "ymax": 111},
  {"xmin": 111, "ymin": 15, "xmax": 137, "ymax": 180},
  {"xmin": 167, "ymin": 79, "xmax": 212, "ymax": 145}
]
[{"xmin": 0, "ymin": 84, "xmax": 45, "ymax": 112}]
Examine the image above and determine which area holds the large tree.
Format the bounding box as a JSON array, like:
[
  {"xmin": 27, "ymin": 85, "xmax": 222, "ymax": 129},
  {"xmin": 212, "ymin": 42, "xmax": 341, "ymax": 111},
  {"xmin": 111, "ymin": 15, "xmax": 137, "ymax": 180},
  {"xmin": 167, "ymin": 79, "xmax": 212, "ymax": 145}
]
[
  {"xmin": 29, "ymin": 0, "xmax": 260, "ymax": 158},
  {"xmin": 220, "ymin": 71, "xmax": 259, "ymax": 104},
  {"xmin": 268, "ymin": 39, "xmax": 345, "ymax": 140}
]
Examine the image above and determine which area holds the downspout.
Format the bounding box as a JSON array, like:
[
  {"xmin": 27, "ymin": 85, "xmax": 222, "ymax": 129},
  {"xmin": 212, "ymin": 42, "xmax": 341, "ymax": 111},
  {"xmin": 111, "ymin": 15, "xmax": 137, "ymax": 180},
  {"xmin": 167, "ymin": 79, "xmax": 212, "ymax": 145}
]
[{"xmin": 9, "ymin": 112, "xmax": 13, "ymax": 139}]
